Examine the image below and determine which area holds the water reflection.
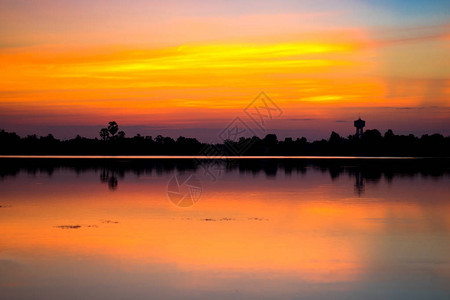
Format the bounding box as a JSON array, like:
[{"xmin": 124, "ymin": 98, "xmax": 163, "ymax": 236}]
[
  {"xmin": 354, "ymin": 170, "xmax": 365, "ymax": 196},
  {"xmin": 0, "ymin": 158, "xmax": 449, "ymax": 300},
  {"xmin": 1, "ymin": 158, "xmax": 449, "ymax": 196},
  {"xmin": 99, "ymin": 168, "xmax": 120, "ymax": 191}
]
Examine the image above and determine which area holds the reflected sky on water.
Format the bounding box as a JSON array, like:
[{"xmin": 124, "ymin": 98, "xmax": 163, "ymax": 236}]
[{"xmin": 0, "ymin": 158, "xmax": 449, "ymax": 299}]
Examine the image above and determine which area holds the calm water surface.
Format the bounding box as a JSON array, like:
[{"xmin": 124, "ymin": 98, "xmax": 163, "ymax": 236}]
[{"xmin": 0, "ymin": 158, "xmax": 449, "ymax": 299}]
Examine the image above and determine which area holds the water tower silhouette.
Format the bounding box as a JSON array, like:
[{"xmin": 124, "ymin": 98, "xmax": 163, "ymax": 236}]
[{"xmin": 354, "ymin": 117, "xmax": 365, "ymax": 139}]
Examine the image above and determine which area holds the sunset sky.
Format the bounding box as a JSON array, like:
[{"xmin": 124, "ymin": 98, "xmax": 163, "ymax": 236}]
[{"xmin": 0, "ymin": 0, "xmax": 449, "ymax": 141}]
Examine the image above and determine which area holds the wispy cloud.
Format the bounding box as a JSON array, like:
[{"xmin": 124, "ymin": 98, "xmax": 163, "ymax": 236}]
[{"xmin": 287, "ymin": 118, "xmax": 317, "ymax": 121}]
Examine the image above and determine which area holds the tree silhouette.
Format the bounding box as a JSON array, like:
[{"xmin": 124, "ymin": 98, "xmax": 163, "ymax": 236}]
[
  {"xmin": 155, "ymin": 135, "xmax": 164, "ymax": 144},
  {"xmin": 1, "ymin": 127, "xmax": 449, "ymax": 156},
  {"xmin": 108, "ymin": 121, "xmax": 119, "ymax": 137},
  {"xmin": 263, "ymin": 134, "xmax": 278, "ymax": 146},
  {"xmin": 117, "ymin": 131, "xmax": 125, "ymax": 139},
  {"xmin": 384, "ymin": 129, "xmax": 395, "ymax": 139},
  {"xmin": 329, "ymin": 131, "xmax": 341, "ymax": 144},
  {"xmin": 99, "ymin": 128, "xmax": 109, "ymax": 140}
]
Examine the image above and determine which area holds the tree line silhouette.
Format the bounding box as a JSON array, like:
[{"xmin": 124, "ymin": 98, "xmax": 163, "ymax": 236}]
[{"xmin": 1, "ymin": 121, "xmax": 449, "ymax": 156}]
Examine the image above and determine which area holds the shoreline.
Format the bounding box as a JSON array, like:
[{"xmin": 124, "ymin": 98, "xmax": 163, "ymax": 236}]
[{"xmin": 1, "ymin": 155, "xmax": 448, "ymax": 159}]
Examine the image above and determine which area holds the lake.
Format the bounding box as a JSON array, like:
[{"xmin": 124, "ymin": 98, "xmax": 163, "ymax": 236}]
[{"xmin": 0, "ymin": 157, "xmax": 449, "ymax": 299}]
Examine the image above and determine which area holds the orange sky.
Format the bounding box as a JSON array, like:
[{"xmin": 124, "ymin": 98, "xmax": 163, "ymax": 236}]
[{"xmin": 0, "ymin": 0, "xmax": 449, "ymax": 140}]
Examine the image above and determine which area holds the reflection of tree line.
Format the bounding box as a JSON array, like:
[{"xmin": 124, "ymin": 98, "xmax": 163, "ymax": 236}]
[
  {"xmin": 1, "ymin": 158, "xmax": 448, "ymax": 194},
  {"xmin": 354, "ymin": 171, "xmax": 364, "ymax": 196},
  {"xmin": 100, "ymin": 169, "xmax": 121, "ymax": 190}
]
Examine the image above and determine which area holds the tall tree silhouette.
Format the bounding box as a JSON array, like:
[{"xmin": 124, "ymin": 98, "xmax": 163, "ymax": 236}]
[{"xmin": 108, "ymin": 121, "xmax": 119, "ymax": 137}]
